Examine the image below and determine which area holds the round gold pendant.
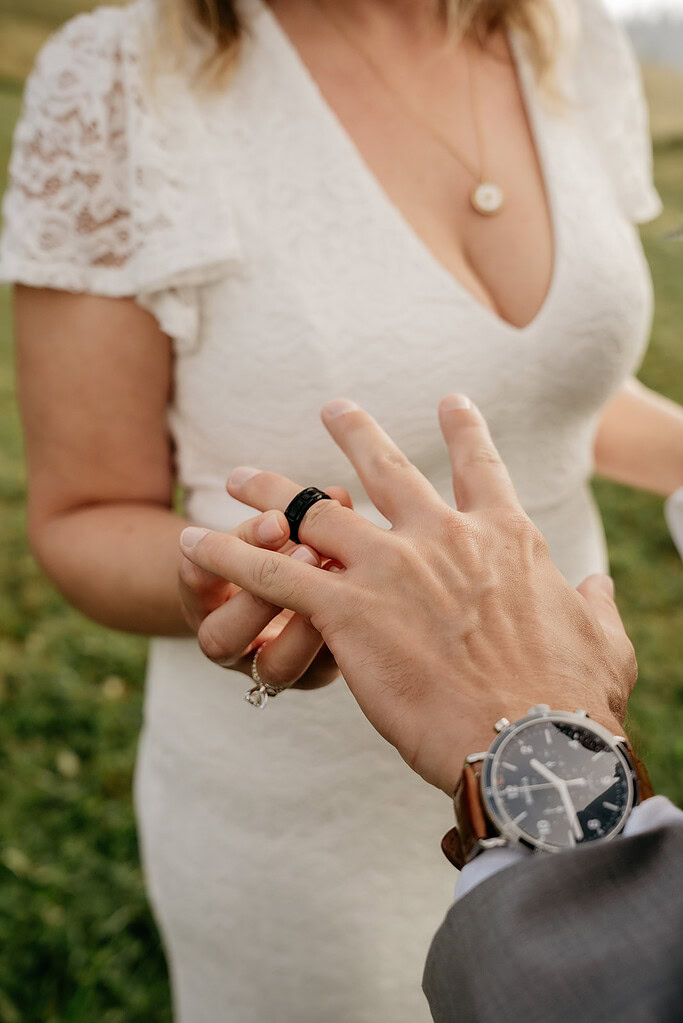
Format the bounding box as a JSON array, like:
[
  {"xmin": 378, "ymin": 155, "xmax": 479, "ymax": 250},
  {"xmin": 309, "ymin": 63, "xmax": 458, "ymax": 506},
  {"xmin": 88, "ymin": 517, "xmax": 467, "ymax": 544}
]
[{"xmin": 471, "ymin": 182, "xmax": 504, "ymax": 216}]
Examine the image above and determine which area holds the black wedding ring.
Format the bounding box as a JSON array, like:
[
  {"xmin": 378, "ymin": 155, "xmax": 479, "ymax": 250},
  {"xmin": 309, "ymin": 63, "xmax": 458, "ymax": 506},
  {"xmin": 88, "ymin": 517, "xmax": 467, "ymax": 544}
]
[{"xmin": 284, "ymin": 487, "xmax": 332, "ymax": 544}]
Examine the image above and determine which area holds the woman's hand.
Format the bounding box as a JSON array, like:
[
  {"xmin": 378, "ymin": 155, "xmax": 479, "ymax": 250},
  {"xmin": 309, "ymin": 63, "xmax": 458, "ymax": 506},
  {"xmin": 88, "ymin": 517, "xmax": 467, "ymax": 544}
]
[
  {"xmin": 594, "ymin": 378, "xmax": 683, "ymax": 499},
  {"xmin": 179, "ymin": 397, "xmax": 637, "ymax": 795},
  {"xmin": 595, "ymin": 378, "xmax": 683, "ymax": 565},
  {"xmin": 178, "ymin": 484, "xmax": 352, "ymax": 690}
]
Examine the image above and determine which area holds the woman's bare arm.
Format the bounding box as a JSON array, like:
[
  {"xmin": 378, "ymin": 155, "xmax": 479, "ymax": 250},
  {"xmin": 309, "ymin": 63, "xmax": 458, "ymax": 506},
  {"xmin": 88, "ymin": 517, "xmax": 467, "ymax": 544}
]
[
  {"xmin": 594, "ymin": 377, "xmax": 683, "ymax": 497},
  {"xmin": 15, "ymin": 286, "xmax": 192, "ymax": 635}
]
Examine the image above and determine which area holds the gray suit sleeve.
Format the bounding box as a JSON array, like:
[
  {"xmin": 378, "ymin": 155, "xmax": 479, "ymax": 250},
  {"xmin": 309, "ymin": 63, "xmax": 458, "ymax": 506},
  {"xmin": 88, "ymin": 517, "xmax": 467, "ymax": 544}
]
[{"xmin": 423, "ymin": 825, "xmax": 683, "ymax": 1023}]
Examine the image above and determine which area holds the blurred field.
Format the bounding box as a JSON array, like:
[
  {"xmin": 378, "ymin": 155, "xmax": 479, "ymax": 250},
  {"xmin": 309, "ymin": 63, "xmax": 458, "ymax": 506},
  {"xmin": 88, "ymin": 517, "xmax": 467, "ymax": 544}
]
[
  {"xmin": 641, "ymin": 64, "xmax": 683, "ymax": 142},
  {"xmin": 0, "ymin": 4, "xmax": 682, "ymax": 1022}
]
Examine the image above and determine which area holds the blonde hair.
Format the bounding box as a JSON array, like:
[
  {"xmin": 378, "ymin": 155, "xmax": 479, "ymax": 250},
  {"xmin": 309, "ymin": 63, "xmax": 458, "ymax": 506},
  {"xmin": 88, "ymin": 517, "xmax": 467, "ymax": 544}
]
[{"xmin": 165, "ymin": 0, "xmax": 560, "ymax": 86}]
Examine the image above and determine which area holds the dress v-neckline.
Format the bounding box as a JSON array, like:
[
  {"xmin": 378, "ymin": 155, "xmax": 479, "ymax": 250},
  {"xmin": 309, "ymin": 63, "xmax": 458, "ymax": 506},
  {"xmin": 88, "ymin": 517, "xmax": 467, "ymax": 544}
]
[{"xmin": 251, "ymin": 0, "xmax": 561, "ymax": 338}]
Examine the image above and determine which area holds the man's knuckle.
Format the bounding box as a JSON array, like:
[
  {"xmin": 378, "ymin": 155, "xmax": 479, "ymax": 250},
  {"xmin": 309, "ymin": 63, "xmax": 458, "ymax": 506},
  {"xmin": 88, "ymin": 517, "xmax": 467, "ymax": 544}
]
[
  {"xmin": 530, "ymin": 529, "xmax": 550, "ymax": 560},
  {"xmin": 252, "ymin": 554, "xmax": 282, "ymax": 591},
  {"xmin": 620, "ymin": 638, "xmax": 639, "ymax": 684},
  {"xmin": 371, "ymin": 449, "xmax": 413, "ymax": 475},
  {"xmin": 598, "ymin": 637, "xmax": 638, "ymax": 720},
  {"xmin": 439, "ymin": 509, "xmax": 472, "ymax": 539},
  {"xmin": 464, "ymin": 445, "xmax": 502, "ymax": 470},
  {"xmin": 434, "ymin": 512, "xmax": 476, "ymax": 558},
  {"xmin": 505, "ymin": 512, "xmax": 547, "ymax": 553},
  {"xmin": 606, "ymin": 685, "xmax": 625, "ymax": 720}
]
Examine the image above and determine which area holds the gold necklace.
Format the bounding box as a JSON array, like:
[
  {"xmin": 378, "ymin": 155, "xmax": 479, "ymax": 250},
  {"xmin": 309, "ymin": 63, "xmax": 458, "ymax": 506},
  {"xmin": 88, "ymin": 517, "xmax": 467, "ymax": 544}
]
[{"xmin": 312, "ymin": 1, "xmax": 504, "ymax": 217}]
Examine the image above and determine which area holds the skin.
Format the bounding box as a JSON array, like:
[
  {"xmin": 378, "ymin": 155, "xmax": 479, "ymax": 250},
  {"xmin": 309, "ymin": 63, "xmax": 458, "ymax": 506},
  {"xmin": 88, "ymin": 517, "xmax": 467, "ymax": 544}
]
[
  {"xmin": 268, "ymin": 0, "xmax": 556, "ymax": 329},
  {"xmin": 14, "ymin": 0, "xmax": 683, "ymax": 685},
  {"xmin": 178, "ymin": 397, "xmax": 635, "ymax": 795},
  {"xmin": 16, "ymin": 288, "xmax": 348, "ymax": 684},
  {"xmin": 594, "ymin": 378, "xmax": 683, "ymax": 496}
]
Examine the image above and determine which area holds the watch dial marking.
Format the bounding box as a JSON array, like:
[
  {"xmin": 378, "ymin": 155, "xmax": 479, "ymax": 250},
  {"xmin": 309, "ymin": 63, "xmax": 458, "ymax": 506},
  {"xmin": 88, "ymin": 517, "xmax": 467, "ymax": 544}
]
[{"xmin": 486, "ymin": 719, "xmax": 631, "ymax": 852}]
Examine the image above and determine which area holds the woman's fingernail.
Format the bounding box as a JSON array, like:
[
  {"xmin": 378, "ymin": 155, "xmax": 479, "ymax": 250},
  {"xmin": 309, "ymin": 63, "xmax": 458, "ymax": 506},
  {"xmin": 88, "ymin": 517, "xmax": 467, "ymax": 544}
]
[
  {"xmin": 599, "ymin": 574, "xmax": 615, "ymax": 598},
  {"xmin": 290, "ymin": 546, "xmax": 320, "ymax": 566},
  {"xmin": 180, "ymin": 527, "xmax": 210, "ymax": 549},
  {"xmin": 326, "ymin": 561, "xmax": 345, "ymax": 574},
  {"xmin": 322, "ymin": 398, "xmax": 360, "ymax": 419},
  {"xmin": 257, "ymin": 513, "xmax": 285, "ymax": 544},
  {"xmin": 440, "ymin": 394, "xmax": 471, "ymax": 411},
  {"xmin": 228, "ymin": 466, "xmax": 261, "ymax": 488}
]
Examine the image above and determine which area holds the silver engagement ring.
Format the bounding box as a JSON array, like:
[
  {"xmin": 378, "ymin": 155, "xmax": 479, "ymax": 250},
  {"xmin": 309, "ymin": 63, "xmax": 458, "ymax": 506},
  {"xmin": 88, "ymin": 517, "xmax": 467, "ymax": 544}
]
[{"xmin": 243, "ymin": 645, "xmax": 288, "ymax": 709}]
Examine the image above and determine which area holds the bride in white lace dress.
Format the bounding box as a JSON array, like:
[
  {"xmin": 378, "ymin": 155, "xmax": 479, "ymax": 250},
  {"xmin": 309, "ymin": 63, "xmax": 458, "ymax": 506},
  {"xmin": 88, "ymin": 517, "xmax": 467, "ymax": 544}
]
[{"xmin": 2, "ymin": 0, "xmax": 683, "ymax": 1019}]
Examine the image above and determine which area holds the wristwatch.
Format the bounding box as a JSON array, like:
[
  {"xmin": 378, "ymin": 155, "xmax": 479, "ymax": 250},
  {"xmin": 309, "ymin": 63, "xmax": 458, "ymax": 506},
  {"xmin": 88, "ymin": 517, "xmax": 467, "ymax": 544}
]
[{"xmin": 442, "ymin": 704, "xmax": 654, "ymax": 870}]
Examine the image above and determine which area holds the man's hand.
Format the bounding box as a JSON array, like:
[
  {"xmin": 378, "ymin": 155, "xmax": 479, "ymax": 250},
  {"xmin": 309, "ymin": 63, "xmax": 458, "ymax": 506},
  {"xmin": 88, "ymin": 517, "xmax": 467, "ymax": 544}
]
[
  {"xmin": 178, "ymin": 485, "xmax": 352, "ymax": 690},
  {"xmin": 180, "ymin": 397, "xmax": 637, "ymax": 795}
]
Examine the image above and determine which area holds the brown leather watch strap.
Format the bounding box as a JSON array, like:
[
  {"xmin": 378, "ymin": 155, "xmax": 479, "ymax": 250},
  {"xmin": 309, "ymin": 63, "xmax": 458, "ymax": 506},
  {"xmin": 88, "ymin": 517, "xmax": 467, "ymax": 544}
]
[
  {"xmin": 441, "ymin": 761, "xmax": 497, "ymax": 870},
  {"xmin": 441, "ymin": 739, "xmax": 655, "ymax": 871},
  {"xmin": 628, "ymin": 746, "xmax": 654, "ymax": 801}
]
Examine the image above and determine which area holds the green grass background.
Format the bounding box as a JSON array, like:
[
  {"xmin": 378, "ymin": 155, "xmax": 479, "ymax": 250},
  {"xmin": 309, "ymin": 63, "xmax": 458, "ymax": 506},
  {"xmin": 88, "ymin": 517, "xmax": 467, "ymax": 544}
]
[{"xmin": 0, "ymin": 4, "xmax": 682, "ymax": 1021}]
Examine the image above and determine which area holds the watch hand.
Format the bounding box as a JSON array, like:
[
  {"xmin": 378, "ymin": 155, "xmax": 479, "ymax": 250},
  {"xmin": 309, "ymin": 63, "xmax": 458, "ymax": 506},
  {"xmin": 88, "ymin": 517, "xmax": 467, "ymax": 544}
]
[
  {"xmin": 503, "ymin": 781, "xmax": 586, "ymax": 793},
  {"xmin": 530, "ymin": 759, "xmax": 584, "ymax": 841},
  {"xmin": 529, "ymin": 758, "xmax": 561, "ymax": 786},
  {"xmin": 557, "ymin": 782, "xmax": 583, "ymax": 840}
]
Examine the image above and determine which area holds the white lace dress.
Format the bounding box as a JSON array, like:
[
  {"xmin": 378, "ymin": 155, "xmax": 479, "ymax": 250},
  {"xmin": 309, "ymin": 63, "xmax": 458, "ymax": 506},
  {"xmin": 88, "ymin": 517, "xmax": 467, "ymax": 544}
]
[{"xmin": 0, "ymin": 1, "xmax": 661, "ymax": 1019}]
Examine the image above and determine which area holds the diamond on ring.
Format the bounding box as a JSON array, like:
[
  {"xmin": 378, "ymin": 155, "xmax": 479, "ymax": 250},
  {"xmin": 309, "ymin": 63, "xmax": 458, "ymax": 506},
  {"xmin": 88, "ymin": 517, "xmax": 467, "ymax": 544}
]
[
  {"xmin": 243, "ymin": 644, "xmax": 287, "ymax": 709},
  {"xmin": 244, "ymin": 686, "xmax": 269, "ymax": 709}
]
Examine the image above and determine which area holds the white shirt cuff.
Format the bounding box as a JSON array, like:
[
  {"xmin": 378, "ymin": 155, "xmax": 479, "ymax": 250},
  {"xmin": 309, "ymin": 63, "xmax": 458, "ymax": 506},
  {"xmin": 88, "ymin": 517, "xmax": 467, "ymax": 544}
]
[{"xmin": 453, "ymin": 795, "xmax": 683, "ymax": 904}]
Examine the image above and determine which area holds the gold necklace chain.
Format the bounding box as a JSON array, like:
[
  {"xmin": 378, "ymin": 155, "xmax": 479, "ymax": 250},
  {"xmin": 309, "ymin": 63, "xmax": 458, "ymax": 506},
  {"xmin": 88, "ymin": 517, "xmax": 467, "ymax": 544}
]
[{"xmin": 311, "ymin": 0, "xmax": 505, "ymax": 216}]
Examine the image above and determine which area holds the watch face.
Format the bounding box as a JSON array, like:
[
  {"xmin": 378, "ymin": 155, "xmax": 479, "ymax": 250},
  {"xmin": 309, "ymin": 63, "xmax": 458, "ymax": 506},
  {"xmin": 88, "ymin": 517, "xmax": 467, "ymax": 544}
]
[{"xmin": 482, "ymin": 716, "xmax": 636, "ymax": 852}]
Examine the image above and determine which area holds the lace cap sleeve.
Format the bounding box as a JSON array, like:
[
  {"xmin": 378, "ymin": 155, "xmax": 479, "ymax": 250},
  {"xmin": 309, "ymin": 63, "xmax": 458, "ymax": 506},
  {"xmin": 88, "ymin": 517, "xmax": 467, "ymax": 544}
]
[
  {"xmin": 0, "ymin": 3, "xmax": 241, "ymax": 352},
  {"xmin": 570, "ymin": 0, "xmax": 662, "ymax": 224}
]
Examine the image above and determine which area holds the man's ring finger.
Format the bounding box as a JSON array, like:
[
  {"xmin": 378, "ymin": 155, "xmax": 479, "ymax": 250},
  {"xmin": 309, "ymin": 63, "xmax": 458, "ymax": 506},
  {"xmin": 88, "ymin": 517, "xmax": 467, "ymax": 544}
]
[{"xmin": 284, "ymin": 487, "xmax": 332, "ymax": 544}]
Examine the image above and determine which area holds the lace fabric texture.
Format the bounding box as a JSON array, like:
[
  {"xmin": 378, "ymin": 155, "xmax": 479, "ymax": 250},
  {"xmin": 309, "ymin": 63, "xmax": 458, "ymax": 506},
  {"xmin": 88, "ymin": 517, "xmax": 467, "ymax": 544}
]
[
  {"xmin": 0, "ymin": 0, "xmax": 660, "ymax": 354},
  {"xmin": 0, "ymin": 0, "xmax": 241, "ymax": 351}
]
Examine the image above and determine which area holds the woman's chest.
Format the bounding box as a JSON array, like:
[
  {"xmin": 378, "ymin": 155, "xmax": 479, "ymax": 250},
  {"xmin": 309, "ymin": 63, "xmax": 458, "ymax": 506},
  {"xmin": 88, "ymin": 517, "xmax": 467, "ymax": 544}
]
[
  {"xmin": 178, "ymin": 132, "xmax": 650, "ymax": 432},
  {"xmin": 261, "ymin": 5, "xmax": 554, "ymax": 332},
  {"xmin": 173, "ymin": 208, "xmax": 651, "ymax": 511},
  {"xmin": 170, "ymin": 30, "xmax": 653, "ymax": 494}
]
